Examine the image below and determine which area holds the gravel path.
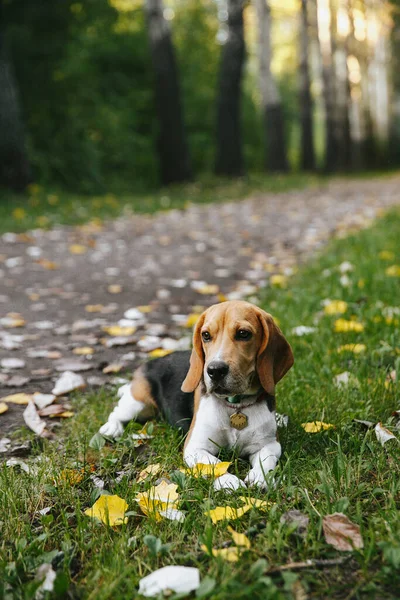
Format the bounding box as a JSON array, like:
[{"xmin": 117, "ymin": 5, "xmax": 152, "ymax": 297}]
[{"xmin": 1, "ymin": 175, "xmax": 399, "ymax": 435}]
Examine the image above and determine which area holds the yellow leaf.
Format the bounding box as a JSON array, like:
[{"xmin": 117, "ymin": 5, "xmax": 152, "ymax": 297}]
[
  {"xmin": 301, "ymin": 421, "xmax": 335, "ymax": 433},
  {"xmin": 69, "ymin": 244, "xmax": 87, "ymax": 255},
  {"xmin": 73, "ymin": 347, "xmax": 94, "ymax": 356},
  {"xmin": 386, "ymin": 265, "xmax": 400, "ymax": 277},
  {"xmin": 58, "ymin": 468, "xmax": 84, "ymax": 485},
  {"xmin": 217, "ymin": 293, "xmax": 228, "ymax": 302},
  {"xmin": 85, "ymin": 304, "xmax": 105, "ymax": 313},
  {"xmin": 136, "ymin": 481, "xmax": 180, "ymax": 519},
  {"xmin": 148, "ymin": 349, "xmax": 173, "ymax": 358},
  {"xmin": 201, "ymin": 544, "xmax": 240, "ymax": 562},
  {"xmin": 12, "ymin": 208, "xmax": 26, "ymax": 220},
  {"xmin": 204, "ymin": 505, "xmax": 252, "ymax": 523},
  {"xmin": 102, "ymin": 363, "xmax": 123, "ymax": 374},
  {"xmin": 196, "ymin": 284, "xmax": 219, "ymax": 295},
  {"xmin": 184, "ymin": 462, "xmax": 231, "ymax": 479},
  {"xmin": 0, "ymin": 402, "xmax": 9, "ymax": 414},
  {"xmin": 138, "ymin": 305, "xmax": 153, "ymax": 313},
  {"xmin": 84, "ymin": 494, "xmax": 128, "ymax": 526},
  {"xmin": 227, "ymin": 527, "xmax": 251, "ymax": 548},
  {"xmin": 324, "ymin": 300, "xmax": 348, "ymax": 315},
  {"xmin": 1, "ymin": 393, "xmax": 32, "ymax": 405},
  {"xmin": 3, "ymin": 313, "xmax": 26, "ymax": 328},
  {"xmin": 137, "ymin": 463, "xmax": 161, "ymax": 483},
  {"xmin": 102, "ymin": 325, "xmax": 136, "ymax": 336},
  {"xmin": 238, "ymin": 497, "xmax": 272, "ymax": 511},
  {"xmin": 379, "ymin": 250, "xmax": 395, "ymax": 260},
  {"xmin": 270, "ymin": 274, "xmax": 287, "ymax": 288},
  {"xmin": 35, "ymin": 258, "xmax": 59, "ymax": 270},
  {"xmin": 334, "ymin": 319, "xmax": 364, "ymax": 333},
  {"xmin": 337, "ymin": 343, "xmax": 366, "ymax": 354},
  {"xmin": 108, "ymin": 284, "xmax": 122, "ymax": 294},
  {"xmin": 50, "ymin": 411, "xmax": 74, "ymax": 418},
  {"xmin": 185, "ymin": 313, "xmax": 201, "ymax": 328}
]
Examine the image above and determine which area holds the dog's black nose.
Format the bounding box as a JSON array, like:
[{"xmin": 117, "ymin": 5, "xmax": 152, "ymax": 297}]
[{"xmin": 207, "ymin": 361, "xmax": 229, "ymax": 381}]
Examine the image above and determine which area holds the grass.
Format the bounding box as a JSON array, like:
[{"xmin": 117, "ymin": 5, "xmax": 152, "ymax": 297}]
[{"xmin": 1, "ymin": 210, "xmax": 400, "ymax": 599}]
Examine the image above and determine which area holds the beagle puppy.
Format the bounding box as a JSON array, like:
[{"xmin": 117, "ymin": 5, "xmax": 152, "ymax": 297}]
[{"xmin": 99, "ymin": 301, "xmax": 294, "ymax": 490}]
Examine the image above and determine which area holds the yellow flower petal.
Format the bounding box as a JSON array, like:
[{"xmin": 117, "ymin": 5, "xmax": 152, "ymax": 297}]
[
  {"xmin": 148, "ymin": 349, "xmax": 173, "ymax": 358},
  {"xmin": 0, "ymin": 402, "xmax": 9, "ymax": 414},
  {"xmin": 301, "ymin": 421, "xmax": 335, "ymax": 433},
  {"xmin": 227, "ymin": 527, "xmax": 251, "ymax": 548},
  {"xmin": 1, "ymin": 393, "xmax": 32, "ymax": 405},
  {"xmin": 386, "ymin": 265, "xmax": 400, "ymax": 277},
  {"xmin": 137, "ymin": 463, "xmax": 161, "ymax": 483},
  {"xmin": 324, "ymin": 300, "xmax": 348, "ymax": 315},
  {"xmin": 184, "ymin": 462, "xmax": 231, "ymax": 479},
  {"xmin": 204, "ymin": 505, "xmax": 252, "ymax": 523},
  {"xmin": 334, "ymin": 318, "xmax": 364, "ymax": 333},
  {"xmin": 84, "ymin": 494, "xmax": 128, "ymax": 526},
  {"xmin": 337, "ymin": 343, "xmax": 366, "ymax": 354}
]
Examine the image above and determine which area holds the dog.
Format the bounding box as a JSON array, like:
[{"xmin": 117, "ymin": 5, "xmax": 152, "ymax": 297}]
[{"xmin": 99, "ymin": 300, "xmax": 294, "ymax": 490}]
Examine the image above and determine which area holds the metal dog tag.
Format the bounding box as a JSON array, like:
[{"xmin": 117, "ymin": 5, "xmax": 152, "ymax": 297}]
[{"xmin": 230, "ymin": 412, "xmax": 248, "ymax": 430}]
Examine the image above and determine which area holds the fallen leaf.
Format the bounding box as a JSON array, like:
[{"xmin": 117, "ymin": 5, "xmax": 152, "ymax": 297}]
[
  {"xmin": 1, "ymin": 393, "xmax": 32, "ymax": 405},
  {"xmin": 183, "ymin": 462, "xmax": 231, "ymax": 479},
  {"xmin": 1, "ymin": 358, "xmax": 25, "ymax": 369},
  {"xmin": 201, "ymin": 545, "xmax": 240, "ymax": 562},
  {"xmin": 385, "ymin": 265, "xmax": 400, "ymax": 277},
  {"xmin": 102, "ymin": 363, "xmax": 124, "ymax": 374},
  {"xmin": 0, "ymin": 314, "xmax": 26, "ymax": 328},
  {"xmin": 204, "ymin": 505, "xmax": 252, "ymax": 523},
  {"xmin": 148, "ymin": 348, "xmax": 173, "ymax": 358},
  {"xmin": 185, "ymin": 313, "xmax": 201, "ymax": 328},
  {"xmin": 375, "ymin": 422, "xmax": 396, "ymax": 446},
  {"xmin": 107, "ymin": 284, "xmax": 122, "ymax": 294},
  {"xmin": 23, "ymin": 401, "xmax": 46, "ymax": 436},
  {"xmin": 57, "ymin": 468, "xmax": 85, "ymax": 485},
  {"xmin": 38, "ymin": 404, "xmax": 65, "ymax": 416},
  {"xmin": 138, "ymin": 305, "xmax": 153, "ymax": 313},
  {"xmin": 158, "ymin": 508, "xmax": 186, "ymax": 522},
  {"xmin": 323, "ymin": 300, "xmax": 348, "ymax": 315},
  {"xmin": 33, "ymin": 393, "xmax": 56, "ymax": 409},
  {"xmin": 0, "ymin": 402, "xmax": 9, "ymax": 414},
  {"xmin": 85, "ymin": 304, "xmax": 105, "ymax": 313},
  {"xmin": 50, "ymin": 410, "xmax": 74, "ymax": 418},
  {"xmin": 102, "ymin": 325, "xmax": 136, "ymax": 336},
  {"xmin": 52, "ymin": 371, "xmax": 86, "ymax": 395},
  {"xmin": 195, "ymin": 284, "xmax": 220, "ymax": 295},
  {"xmin": 333, "ymin": 371, "xmax": 360, "ymax": 388},
  {"xmin": 138, "ymin": 566, "xmax": 200, "ymax": 597},
  {"xmin": 35, "ymin": 563, "xmax": 56, "ymax": 597},
  {"xmin": 35, "ymin": 258, "xmax": 59, "ymax": 270},
  {"xmin": 84, "ymin": 494, "xmax": 128, "ymax": 526},
  {"xmin": 6, "ymin": 458, "xmax": 30, "ymax": 473},
  {"xmin": 379, "ymin": 250, "xmax": 395, "ymax": 260},
  {"xmin": 238, "ymin": 497, "xmax": 272, "ymax": 511},
  {"xmin": 227, "ymin": 526, "xmax": 251, "ymax": 548},
  {"xmin": 322, "ymin": 512, "xmax": 364, "ymax": 551},
  {"xmin": 337, "ymin": 343, "xmax": 366, "ymax": 354},
  {"xmin": 334, "ymin": 319, "xmax": 364, "ymax": 333},
  {"xmin": 136, "ymin": 481, "xmax": 180, "ymax": 520},
  {"xmin": 301, "ymin": 421, "xmax": 334, "ymax": 433},
  {"xmin": 137, "ymin": 463, "xmax": 161, "ymax": 483},
  {"xmin": 73, "ymin": 347, "xmax": 94, "ymax": 356},
  {"xmin": 55, "ymin": 359, "xmax": 93, "ymax": 372},
  {"xmin": 69, "ymin": 244, "xmax": 87, "ymax": 255}
]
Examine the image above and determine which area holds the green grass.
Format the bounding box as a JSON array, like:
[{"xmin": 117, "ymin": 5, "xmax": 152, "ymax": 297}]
[{"xmin": 1, "ymin": 211, "xmax": 400, "ymax": 599}]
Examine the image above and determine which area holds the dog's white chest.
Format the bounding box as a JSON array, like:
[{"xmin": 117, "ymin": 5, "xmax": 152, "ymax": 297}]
[{"xmin": 190, "ymin": 395, "xmax": 277, "ymax": 457}]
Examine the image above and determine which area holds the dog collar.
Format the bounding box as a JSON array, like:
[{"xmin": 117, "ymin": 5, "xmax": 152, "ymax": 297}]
[{"xmin": 227, "ymin": 390, "xmax": 274, "ymax": 405}]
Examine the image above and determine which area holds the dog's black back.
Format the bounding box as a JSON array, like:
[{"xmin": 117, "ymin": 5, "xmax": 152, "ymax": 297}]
[{"xmin": 143, "ymin": 350, "xmax": 194, "ymax": 434}]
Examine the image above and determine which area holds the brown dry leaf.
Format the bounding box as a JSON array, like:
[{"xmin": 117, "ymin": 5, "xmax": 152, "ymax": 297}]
[
  {"xmin": 38, "ymin": 404, "xmax": 66, "ymax": 417},
  {"xmin": 322, "ymin": 512, "xmax": 364, "ymax": 551},
  {"xmin": 73, "ymin": 347, "xmax": 95, "ymax": 356},
  {"xmin": 0, "ymin": 402, "xmax": 9, "ymax": 414}
]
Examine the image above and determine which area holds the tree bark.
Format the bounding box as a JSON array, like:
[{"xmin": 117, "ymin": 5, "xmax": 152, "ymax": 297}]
[
  {"xmin": 144, "ymin": 0, "xmax": 192, "ymax": 185},
  {"xmin": 215, "ymin": 0, "xmax": 245, "ymax": 176},
  {"xmin": 299, "ymin": 0, "xmax": 315, "ymax": 171},
  {"xmin": 0, "ymin": 0, "xmax": 30, "ymax": 191},
  {"xmin": 335, "ymin": 0, "xmax": 352, "ymax": 170},
  {"xmin": 255, "ymin": 0, "xmax": 288, "ymax": 172}
]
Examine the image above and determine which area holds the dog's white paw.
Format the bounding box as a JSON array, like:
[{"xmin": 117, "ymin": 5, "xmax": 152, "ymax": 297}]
[
  {"xmin": 213, "ymin": 473, "xmax": 246, "ymax": 492},
  {"xmin": 244, "ymin": 469, "xmax": 272, "ymax": 489},
  {"xmin": 99, "ymin": 419, "xmax": 124, "ymax": 439}
]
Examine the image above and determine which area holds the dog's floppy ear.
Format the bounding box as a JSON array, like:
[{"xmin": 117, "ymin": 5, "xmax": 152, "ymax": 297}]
[
  {"xmin": 256, "ymin": 309, "xmax": 294, "ymax": 395},
  {"xmin": 181, "ymin": 313, "xmax": 206, "ymax": 393}
]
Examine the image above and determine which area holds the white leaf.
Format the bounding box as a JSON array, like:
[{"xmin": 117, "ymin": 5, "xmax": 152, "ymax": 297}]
[
  {"xmin": 1, "ymin": 357, "xmax": 25, "ymax": 369},
  {"xmin": 23, "ymin": 401, "xmax": 46, "ymax": 436},
  {"xmin": 291, "ymin": 326, "xmax": 316, "ymax": 336},
  {"xmin": 35, "ymin": 563, "xmax": 56, "ymax": 598},
  {"xmin": 375, "ymin": 422, "xmax": 396, "ymax": 446},
  {"xmin": 33, "ymin": 393, "xmax": 56, "ymax": 410},
  {"xmin": 138, "ymin": 566, "xmax": 200, "ymax": 597},
  {"xmin": 52, "ymin": 371, "xmax": 86, "ymax": 396},
  {"xmin": 158, "ymin": 508, "xmax": 186, "ymax": 522},
  {"xmin": 6, "ymin": 458, "xmax": 30, "ymax": 473}
]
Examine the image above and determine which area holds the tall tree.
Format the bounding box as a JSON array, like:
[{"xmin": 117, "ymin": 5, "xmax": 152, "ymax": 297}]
[
  {"xmin": 144, "ymin": 0, "xmax": 192, "ymax": 184},
  {"xmin": 215, "ymin": 0, "xmax": 245, "ymax": 176},
  {"xmin": 299, "ymin": 0, "xmax": 316, "ymax": 171},
  {"xmin": 0, "ymin": 0, "xmax": 30, "ymax": 191},
  {"xmin": 255, "ymin": 0, "xmax": 288, "ymax": 172},
  {"xmin": 334, "ymin": 0, "xmax": 353, "ymax": 170}
]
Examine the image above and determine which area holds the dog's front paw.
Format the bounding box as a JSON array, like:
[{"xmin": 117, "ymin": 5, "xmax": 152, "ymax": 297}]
[
  {"xmin": 214, "ymin": 473, "xmax": 246, "ymax": 492},
  {"xmin": 244, "ymin": 468, "xmax": 273, "ymax": 490},
  {"xmin": 99, "ymin": 419, "xmax": 124, "ymax": 439}
]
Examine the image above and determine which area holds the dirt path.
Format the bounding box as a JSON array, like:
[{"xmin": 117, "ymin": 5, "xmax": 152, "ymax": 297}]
[{"xmin": 1, "ymin": 175, "xmax": 399, "ymax": 435}]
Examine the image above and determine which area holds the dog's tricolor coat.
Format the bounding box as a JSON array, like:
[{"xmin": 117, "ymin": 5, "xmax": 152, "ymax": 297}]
[{"xmin": 100, "ymin": 301, "xmax": 294, "ymax": 489}]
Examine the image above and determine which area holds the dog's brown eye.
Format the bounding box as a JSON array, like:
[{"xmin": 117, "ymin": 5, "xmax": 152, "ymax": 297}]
[
  {"xmin": 236, "ymin": 329, "xmax": 252, "ymax": 341},
  {"xmin": 202, "ymin": 331, "xmax": 211, "ymax": 342}
]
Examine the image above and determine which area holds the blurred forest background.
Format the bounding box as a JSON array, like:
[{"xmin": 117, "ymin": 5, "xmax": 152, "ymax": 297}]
[{"xmin": 1, "ymin": 0, "xmax": 399, "ymax": 194}]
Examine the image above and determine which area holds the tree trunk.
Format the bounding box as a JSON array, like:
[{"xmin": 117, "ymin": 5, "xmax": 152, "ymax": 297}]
[
  {"xmin": 144, "ymin": 0, "xmax": 192, "ymax": 185},
  {"xmin": 0, "ymin": 0, "xmax": 30, "ymax": 191},
  {"xmin": 255, "ymin": 0, "xmax": 288, "ymax": 172},
  {"xmin": 215, "ymin": 0, "xmax": 245, "ymax": 176},
  {"xmin": 299, "ymin": 0, "xmax": 315, "ymax": 171},
  {"xmin": 334, "ymin": 0, "xmax": 352, "ymax": 170}
]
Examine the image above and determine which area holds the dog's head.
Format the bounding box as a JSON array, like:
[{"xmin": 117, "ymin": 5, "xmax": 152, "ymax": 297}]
[{"xmin": 181, "ymin": 300, "xmax": 293, "ymax": 399}]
